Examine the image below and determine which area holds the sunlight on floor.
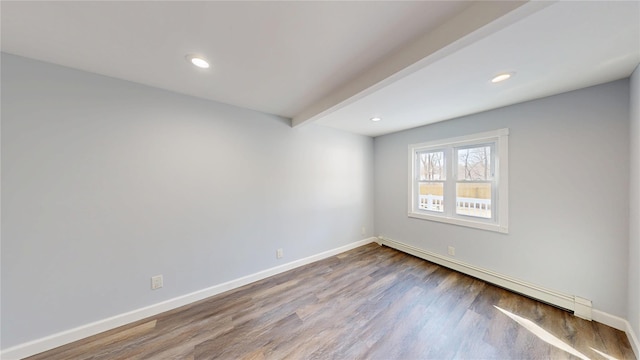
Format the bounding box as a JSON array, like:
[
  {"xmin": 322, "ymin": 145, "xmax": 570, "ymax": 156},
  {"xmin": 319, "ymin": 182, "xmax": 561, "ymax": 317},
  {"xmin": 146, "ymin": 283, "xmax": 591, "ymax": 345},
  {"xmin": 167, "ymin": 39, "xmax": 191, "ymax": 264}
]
[
  {"xmin": 590, "ymin": 347, "xmax": 620, "ymax": 360},
  {"xmin": 494, "ymin": 306, "xmax": 619, "ymax": 360}
]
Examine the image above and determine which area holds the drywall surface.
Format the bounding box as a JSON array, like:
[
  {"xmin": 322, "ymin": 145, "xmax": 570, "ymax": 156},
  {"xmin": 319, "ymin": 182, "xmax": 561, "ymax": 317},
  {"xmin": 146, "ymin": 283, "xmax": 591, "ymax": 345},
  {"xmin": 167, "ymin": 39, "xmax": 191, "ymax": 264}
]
[
  {"xmin": 0, "ymin": 54, "xmax": 374, "ymax": 348},
  {"xmin": 374, "ymin": 79, "xmax": 630, "ymax": 317},
  {"xmin": 630, "ymin": 64, "xmax": 640, "ymax": 340}
]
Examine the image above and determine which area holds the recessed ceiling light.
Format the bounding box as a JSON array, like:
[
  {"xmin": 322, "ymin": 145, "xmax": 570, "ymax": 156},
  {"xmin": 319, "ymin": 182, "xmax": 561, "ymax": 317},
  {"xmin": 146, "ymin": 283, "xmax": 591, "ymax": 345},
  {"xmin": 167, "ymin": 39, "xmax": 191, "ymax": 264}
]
[
  {"xmin": 491, "ymin": 72, "xmax": 514, "ymax": 83},
  {"xmin": 186, "ymin": 54, "xmax": 210, "ymax": 69},
  {"xmin": 370, "ymin": 117, "xmax": 382, "ymax": 122}
]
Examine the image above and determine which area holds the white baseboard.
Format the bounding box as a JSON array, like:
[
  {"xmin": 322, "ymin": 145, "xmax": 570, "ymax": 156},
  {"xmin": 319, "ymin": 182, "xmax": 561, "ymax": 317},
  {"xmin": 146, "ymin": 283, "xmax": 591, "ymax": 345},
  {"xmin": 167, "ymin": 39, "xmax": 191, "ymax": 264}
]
[
  {"xmin": 1, "ymin": 238, "xmax": 376, "ymax": 360},
  {"xmin": 593, "ymin": 310, "xmax": 640, "ymax": 358},
  {"xmin": 592, "ymin": 309, "xmax": 631, "ymax": 332},
  {"xmin": 627, "ymin": 322, "xmax": 640, "ymax": 359},
  {"xmin": 592, "ymin": 310, "xmax": 640, "ymax": 359},
  {"xmin": 377, "ymin": 237, "xmax": 588, "ymax": 318},
  {"xmin": 379, "ymin": 237, "xmax": 640, "ymax": 359}
]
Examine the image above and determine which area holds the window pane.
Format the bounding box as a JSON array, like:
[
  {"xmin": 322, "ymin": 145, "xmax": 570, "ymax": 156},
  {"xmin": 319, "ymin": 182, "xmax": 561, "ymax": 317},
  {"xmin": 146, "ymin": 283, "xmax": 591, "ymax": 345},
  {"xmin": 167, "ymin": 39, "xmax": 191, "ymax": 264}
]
[
  {"xmin": 419, "ymin": 182, "xmax": 444, "ymax": 212},
  {"xmin": 457, "ymin": 146, "xmax": 492, "ymax": 181},
  {"xmin": 456, "ymin": 183, "xmax": 491, "ymax": 218},
  {"xmin": 418, "ymin": 151, "xmax": 445, "ymax": 181}
]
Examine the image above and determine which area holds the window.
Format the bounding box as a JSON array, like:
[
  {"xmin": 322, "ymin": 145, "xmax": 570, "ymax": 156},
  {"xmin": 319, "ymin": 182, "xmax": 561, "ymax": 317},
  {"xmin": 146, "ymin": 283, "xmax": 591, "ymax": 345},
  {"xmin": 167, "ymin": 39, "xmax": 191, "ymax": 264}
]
[{"xmin": 408, "ymin": 129, "xmax": 508, "ymax": 233}]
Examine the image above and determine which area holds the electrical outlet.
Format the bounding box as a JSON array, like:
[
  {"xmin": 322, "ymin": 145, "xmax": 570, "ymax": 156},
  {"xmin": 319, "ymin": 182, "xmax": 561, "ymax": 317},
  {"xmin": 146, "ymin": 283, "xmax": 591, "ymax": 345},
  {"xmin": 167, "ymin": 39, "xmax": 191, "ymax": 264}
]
[
  {"xmin": 151, "ymin": 275, "xmax": 163, "ymax": 290},
  {"xmin": 448, "ymin": 246, "xmax": 455, "ymax": 256},
  {"xmin": 361, "ymin": 226, "xmax": 366, "ymax": 236},
  {"xmin": 276, "ymin": 248, "xmax": 283, "ymax": 259}
]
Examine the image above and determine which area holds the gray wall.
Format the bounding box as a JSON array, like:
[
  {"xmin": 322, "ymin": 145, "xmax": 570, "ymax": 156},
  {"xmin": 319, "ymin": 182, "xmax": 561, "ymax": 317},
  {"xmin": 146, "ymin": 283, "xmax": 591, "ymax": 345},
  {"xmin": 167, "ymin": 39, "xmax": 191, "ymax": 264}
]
[
  {"xmin": 1, "ymin": 51, "xmax": 636, "ymax": 351},
  {"xmin": 630, "ymin": 65, "xmax": 640, "ymax": 340},
  {"xmin": 374, "ymin": 80, "xmax": 630, "ymax": 317},
  {"xmin": 0, "ymin": 54, "xmax": 375, "ymax": 349}
]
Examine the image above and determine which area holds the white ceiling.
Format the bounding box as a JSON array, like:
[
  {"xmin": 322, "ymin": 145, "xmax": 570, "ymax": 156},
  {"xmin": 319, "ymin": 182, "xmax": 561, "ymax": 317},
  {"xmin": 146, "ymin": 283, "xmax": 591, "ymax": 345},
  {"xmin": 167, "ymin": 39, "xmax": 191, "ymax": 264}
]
[
  {"xmin": 316, "ymin": 1, "xmax": 640, "ymax": 136},
  {"xmin": 2, "ymin": 1, "xmax": 639, "ymax": 138}
]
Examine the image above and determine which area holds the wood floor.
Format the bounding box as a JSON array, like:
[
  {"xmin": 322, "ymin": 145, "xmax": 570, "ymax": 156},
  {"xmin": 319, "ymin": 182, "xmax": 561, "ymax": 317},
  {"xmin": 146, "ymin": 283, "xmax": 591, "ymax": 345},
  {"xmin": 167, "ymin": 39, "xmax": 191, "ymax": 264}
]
[{"xmin": 27, "ymin": 243, "xmax": 635, "ymax": 360}]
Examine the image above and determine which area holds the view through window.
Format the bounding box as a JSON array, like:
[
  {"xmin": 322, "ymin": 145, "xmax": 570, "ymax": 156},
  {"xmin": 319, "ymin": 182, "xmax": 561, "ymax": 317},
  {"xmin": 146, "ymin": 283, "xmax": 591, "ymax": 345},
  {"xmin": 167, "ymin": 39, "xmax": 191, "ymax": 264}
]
[{"xmin": 409, "ymin": 129, "xmax": 508, "ymax": 233}]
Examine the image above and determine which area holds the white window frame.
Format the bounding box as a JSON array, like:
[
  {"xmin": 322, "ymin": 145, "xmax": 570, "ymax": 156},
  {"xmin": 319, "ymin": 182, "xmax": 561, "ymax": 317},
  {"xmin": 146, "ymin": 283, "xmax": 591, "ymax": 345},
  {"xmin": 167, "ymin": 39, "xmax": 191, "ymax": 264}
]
[{"xmin": 408, "ymin": 129, "xmax": 509, "ymax": 233}]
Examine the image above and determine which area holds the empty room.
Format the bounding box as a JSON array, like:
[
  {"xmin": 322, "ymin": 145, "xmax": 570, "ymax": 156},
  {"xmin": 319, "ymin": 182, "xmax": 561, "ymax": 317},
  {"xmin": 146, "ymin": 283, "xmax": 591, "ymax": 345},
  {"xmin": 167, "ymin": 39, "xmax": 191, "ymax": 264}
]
[{"xmin": 1, "ymin": 1, "xmax": 639, "ymax": 359}]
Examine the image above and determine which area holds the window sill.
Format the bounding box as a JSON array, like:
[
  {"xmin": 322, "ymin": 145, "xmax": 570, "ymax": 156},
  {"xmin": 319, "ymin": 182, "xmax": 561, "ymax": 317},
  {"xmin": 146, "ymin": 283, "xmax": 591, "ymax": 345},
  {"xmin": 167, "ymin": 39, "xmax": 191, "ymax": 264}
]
[{"xmin": 408, "ymin": 211, "xmax": 508, "ymax": 234}]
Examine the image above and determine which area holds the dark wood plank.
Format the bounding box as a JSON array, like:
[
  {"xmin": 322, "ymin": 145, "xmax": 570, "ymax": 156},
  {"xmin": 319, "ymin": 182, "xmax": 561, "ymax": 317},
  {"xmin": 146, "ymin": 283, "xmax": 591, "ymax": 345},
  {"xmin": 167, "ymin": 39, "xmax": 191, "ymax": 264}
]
[{"xmin": 26, "ymin": 243, "xmax": 636, "ymax": 360}]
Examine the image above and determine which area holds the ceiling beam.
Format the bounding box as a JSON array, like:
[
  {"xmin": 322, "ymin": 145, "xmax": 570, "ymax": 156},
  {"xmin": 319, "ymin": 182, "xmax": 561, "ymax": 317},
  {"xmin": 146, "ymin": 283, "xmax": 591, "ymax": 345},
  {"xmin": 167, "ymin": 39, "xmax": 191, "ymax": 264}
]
[{"xmin": 291, "ymin": 0, "xmax": 552, "ymax": 129}]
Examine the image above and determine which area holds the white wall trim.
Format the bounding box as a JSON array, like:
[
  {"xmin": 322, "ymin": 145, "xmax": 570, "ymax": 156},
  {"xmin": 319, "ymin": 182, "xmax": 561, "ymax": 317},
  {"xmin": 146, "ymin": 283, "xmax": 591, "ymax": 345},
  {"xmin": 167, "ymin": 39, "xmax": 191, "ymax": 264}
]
[
  {"xmin": 377, "ymin": 237, "xmax": 589, "ymax": 318},
  {"xmin": 628, "ymin": 321, "xmax": 640, "ymax": 359},
  {"xmin": 1, "ymin": 238, "xmax": 376, "ymax": 360},
  {"xmin": 592, "ymin": 309, "xmax": 629, "ymax": 332},
  {"xmin": 592, "ymin": 310, "xmax": 640, "ymax": 359}
]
